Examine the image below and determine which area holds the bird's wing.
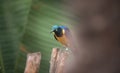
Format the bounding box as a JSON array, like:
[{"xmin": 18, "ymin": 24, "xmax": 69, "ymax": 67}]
[
  {"xmin": 65, "ymin": 28, "xmax": 72, "ymax": 39},
  {"xmin": 65, "ymin": 28, "xmax": 74, "ymax": 46}
]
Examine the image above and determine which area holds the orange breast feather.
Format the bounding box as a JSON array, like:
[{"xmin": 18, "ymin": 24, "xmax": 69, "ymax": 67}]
[{"xmin": 54, "ymin": 34, "xmax": 69, "ymax": 47}]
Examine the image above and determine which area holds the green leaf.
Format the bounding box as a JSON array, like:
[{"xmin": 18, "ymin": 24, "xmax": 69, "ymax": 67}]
[{"xmin": 0, "ymin": 0, "xmax": 32, "ymax": 73}]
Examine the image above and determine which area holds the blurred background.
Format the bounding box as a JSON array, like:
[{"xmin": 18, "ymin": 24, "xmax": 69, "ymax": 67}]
[
  {"xmin": 1, "ymin": 0, "xmax": 120, "ymax": 73},
  {"xmin": 0, "ymin": 0, "xmax": 73, "ymax": 73}
]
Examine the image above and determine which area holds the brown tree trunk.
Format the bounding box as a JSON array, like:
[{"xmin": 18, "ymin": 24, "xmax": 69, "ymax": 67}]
[
  {"xmin": 63, "ymin": 0, "xmax": 120, "ymax": 73},
  {"xmin": 24, "ymin": 52, "xmax": 41, "ymax": 73}
]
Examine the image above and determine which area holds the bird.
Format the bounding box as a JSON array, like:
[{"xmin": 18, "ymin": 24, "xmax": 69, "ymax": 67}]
[{"xmin": 51, "ymin": 25, "xmax": 71, "ymax": 50}]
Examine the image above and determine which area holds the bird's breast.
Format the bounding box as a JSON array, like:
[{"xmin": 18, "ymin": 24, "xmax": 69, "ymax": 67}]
[{"xmin": 55, "ymin": 34, "xmax": 69, "ymax": 46}]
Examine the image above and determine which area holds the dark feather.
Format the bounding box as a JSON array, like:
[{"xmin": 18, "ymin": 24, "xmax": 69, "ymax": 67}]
[
  {"xmin": 54, "ymin": 27, "xmax": 63, "ymax": 37},
  {"xmin": 54, "ymin": 35, "xmax": 58, "ymax": 41}
]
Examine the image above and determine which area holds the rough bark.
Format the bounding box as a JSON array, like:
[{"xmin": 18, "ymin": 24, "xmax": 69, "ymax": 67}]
[
  {"xmin": 24, "ymin": 52, "xmax": 41, "ymax": 73},
  {"xmin": 49, "ymin": 48, "xmax": 69, "ymax": 73}
]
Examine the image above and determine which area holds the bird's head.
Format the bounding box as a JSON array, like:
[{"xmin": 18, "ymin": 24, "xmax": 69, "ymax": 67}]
[{"xmin": 51, "ymin": 25, "xmax": 65, "ymax": 37}]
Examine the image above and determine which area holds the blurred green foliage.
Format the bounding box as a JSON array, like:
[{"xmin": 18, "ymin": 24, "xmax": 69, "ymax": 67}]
[{"xmin": 0, "ymin": 0, "xmax": 71, "ymax": 73}]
